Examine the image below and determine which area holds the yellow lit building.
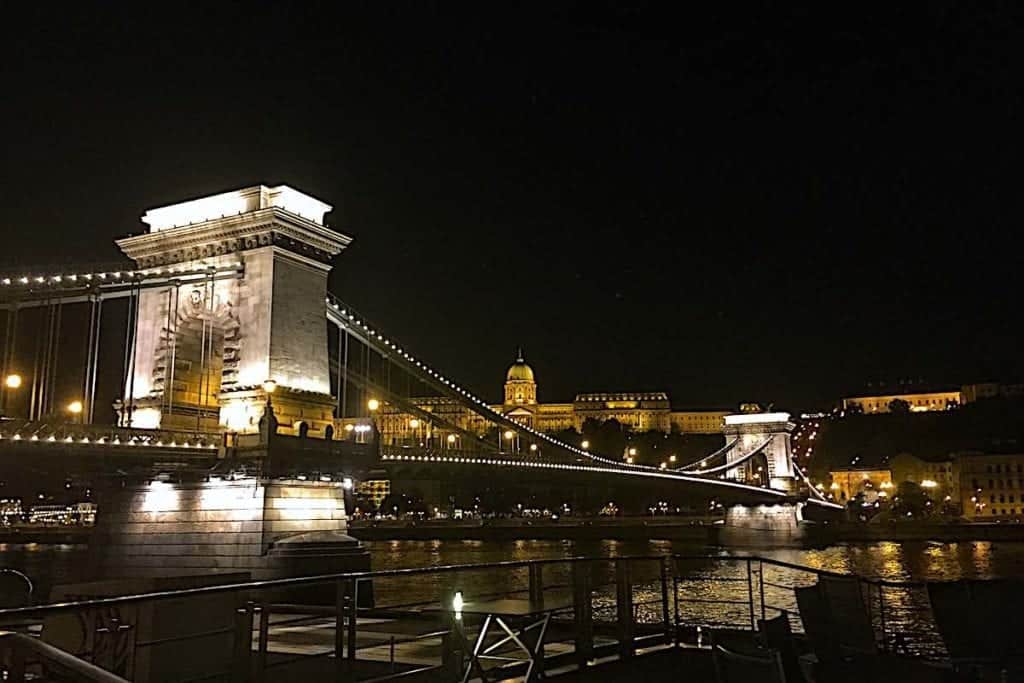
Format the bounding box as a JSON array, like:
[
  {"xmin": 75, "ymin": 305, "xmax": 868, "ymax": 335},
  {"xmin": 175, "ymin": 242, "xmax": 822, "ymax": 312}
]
[
  {"xmin": 889, "ymin": 453, "xmax": 958, "ymax": 503},
  {"xmin": 828, "ymin": 467, "xmax": 893, "ymax": 503},
  {"xmin": 958, "ymin": 452, "xmax": 1024, "ymax": 520},
  {"xmin": 842, "ymin": 390, "xmax": 961, "ymax": 414},
  {"xmin": 373, "ymin": 351, "xmax": 728, "ymax": 442}
]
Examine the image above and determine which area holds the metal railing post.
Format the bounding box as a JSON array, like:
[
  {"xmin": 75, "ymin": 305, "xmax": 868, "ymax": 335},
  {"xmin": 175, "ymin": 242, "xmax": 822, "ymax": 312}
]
[
  {"xmin": 673, "ymin": 573, "xmax": 681, "ymax": 646},
  {"xmin": 335, "ymin": 580, "xmax": 346, "ymax": 680},
  {"xmin": 572, "ymin": 560, "xmax": 594, "ymax": 668},
  {"xmin": 746, "ymin": 559, "xmax": 756, "ymax": 630},
  {"xmin": 257, "ymin": 603, "xmax": 270, "ymax": 682},
  {"xmin": 759, "ymin": 559, "xmax": 766, "ymax": 623},
  {"xmin": 877, "ymin": 583, "xmax": 888, "ymax": 653},
  {"xmin": 528, "ymin": 563, "xmax": 544, "ymax": 608},
  {"xmin": 2, "ymin": 640, "xmax": 26, "ymax": 683},
  {"xmin": 615, "ymin": 558, "xmax": 635, "ymax": 660},
  {"xmin": 345, "ymin": 579, "xmax": 359, "ymax": 677},
  {"xmin": 232, "ymin": 601, "xmax": 255, "ymax": 683},
  {"xmin": 659, "ymin": 557, "xmax": 672, "ymax": 644}
]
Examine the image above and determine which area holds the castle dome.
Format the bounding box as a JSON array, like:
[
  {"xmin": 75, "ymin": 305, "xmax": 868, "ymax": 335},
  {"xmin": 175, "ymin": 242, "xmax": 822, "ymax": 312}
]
[{"xmin": 506, "ymin": 349, "xmax": 535, "ymax": 383}]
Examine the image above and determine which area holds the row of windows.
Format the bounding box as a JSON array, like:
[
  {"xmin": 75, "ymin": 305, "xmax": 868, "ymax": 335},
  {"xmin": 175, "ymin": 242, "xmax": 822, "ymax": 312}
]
[
  {"xmin": 972, "ymin": 479, "xmax": 1024, "ymax": 490},
  {"xmin": 990, "ymin": 494, "xmax": 1019, "ymax": 504},
  {"xmin": 987, "ymin": 464, "xmax": 1024, "ymax": 474}
]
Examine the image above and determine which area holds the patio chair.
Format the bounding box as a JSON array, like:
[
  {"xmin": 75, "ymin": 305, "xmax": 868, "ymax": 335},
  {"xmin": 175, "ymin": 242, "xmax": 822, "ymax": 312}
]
[{"xmin": 712, "ymin": 642, "xmax": 787, "ymax": 683}]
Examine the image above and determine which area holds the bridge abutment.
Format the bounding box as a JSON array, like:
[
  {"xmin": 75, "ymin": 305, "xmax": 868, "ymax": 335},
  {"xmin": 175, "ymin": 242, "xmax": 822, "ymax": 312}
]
[
  {"xmin": 91, "ymin": 477, "xmax": 369, "ymax": 583},
  {"xmin": 719, "ymin": 502, "xmax": 806, "ymax": 547}
]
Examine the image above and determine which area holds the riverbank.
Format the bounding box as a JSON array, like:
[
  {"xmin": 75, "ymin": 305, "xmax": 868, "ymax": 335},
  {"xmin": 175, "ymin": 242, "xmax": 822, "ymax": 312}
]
[
  {"xmin": 348, "ymin": 517, "xmax": 716, "ymax": 542},
  {"xmin": 348, "ymin": 518, "xmax": 1024, "ymax": 545},
  {"xmin": 0, "ymin": 527, "xmax": 92, "ymax": 545}
]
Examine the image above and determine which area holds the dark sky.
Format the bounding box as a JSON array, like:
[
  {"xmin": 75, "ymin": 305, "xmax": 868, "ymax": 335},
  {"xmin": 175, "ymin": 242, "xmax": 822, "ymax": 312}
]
[{"xmin": 3, "ymin": 2, "xmax": 1023, "ymax": 410}]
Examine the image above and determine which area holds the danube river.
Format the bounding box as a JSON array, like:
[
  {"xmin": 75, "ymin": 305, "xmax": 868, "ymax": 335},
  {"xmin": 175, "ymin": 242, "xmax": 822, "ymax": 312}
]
[{"xmin": 3, "ymin": 537, "xmax": 1023, "ymax": 600}]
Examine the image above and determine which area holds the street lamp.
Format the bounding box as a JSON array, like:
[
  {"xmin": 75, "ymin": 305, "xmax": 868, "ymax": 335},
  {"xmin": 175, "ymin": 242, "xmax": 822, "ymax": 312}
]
[
  {"xmin": 4, "ymin": 374, "xmax": 22, "ymax": 390},
  {"xmin": 67, "ymin": 400, "xmax": 83, "ymax": 423},
  {"xmin": 581, "ymin": 440, "xmax": 590, "ymax": 450},
  {"xmin": 262, "ymin": 379, "xmax": 277, "ymax": 405},
  {"xmin": 447, "ymin": 433, "xmax": 457, "ymax": 447},
  {"xmin": 367, "ymin": 398, "xmax": 380, "ymax": 413}
]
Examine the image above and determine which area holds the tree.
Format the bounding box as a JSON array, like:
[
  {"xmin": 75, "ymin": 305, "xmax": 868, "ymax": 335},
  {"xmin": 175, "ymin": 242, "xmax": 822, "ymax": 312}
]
[
  {"xmin": 888, "ymin": 399, "xmax": 911, "ymax": 414},
  {"xmin": 891, "ymin": 481, "xmax": 932, "ymax": 518}
]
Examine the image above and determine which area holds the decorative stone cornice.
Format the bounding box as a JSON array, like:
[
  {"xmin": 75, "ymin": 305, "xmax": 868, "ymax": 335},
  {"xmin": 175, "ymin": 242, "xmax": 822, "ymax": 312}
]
[{"xmin": 116, "ymin": 208, "xmax": 353, "ymax": 268}]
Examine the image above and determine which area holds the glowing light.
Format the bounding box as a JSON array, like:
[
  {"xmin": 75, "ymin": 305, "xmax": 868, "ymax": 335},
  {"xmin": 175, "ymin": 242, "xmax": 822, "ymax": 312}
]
[
  {"xmin": 581, "ymin": 440, "xmax": 590, "ymax": 450},
  {"xmin": 262, "ymin": 379, "xmax": 278, "ymax": 394},
  {"xmin": 724, "ymin": 412, "xmax": 791, "ymax": 425},
  {"xmin": 4, "ymin": 374, "xmax": 22, "ymax": 390},
  {"xmin": 921, "ymin": 479, "xmax": 938, "ymax": 489},
  {"xmin": 409, "ymin": 418, "xmax": 420, "ymax": 429},
  {"xmin": 447, "ymin": 434, "xmax": 457, "ymax": 444},
  {"xmin": 367, "ymin": 398, "xmax": 380, "ymax": 412},
  {"xmin": 67, "ymin": 400, "xmax": 83, "ymax": 415},
  {"xmin": 143, "ymin": 480, "xmax": 179, "ymax": 513},
  {"xmin": 141, "ymin": 185, "xmax": 332, "ymax": 232},
  {"xmin": 342, "ymin": 477, "xmax": 354, "ymax": 490},
  {"xmin": 504, "ymin": 430, "xmax": 515, "ymax": 440}
]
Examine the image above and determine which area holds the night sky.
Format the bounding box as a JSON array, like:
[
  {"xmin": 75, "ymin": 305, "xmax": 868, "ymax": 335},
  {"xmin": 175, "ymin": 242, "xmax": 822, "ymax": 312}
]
[{"xmin": 3, "ymin": 3, "xmax": 1023, "ymax": 411}]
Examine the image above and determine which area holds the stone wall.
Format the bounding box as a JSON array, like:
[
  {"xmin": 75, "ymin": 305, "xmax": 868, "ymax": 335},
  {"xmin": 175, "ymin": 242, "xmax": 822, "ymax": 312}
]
[{"xmin": 92, "ymin": 478, "xmax": 350, "ymax": 581}]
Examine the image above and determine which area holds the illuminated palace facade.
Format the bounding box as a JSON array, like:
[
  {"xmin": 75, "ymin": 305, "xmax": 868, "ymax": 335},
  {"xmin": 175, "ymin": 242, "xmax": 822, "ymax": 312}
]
[{"xmin": 375, "ymin": 351, "xmax": 728, "ymax": 441}]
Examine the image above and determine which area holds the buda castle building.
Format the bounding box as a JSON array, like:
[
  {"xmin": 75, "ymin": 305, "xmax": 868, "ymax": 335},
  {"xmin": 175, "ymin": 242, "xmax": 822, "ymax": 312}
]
[{"xmin": 375, "ymin": 351, "xmax": 727, "ymax": 441}]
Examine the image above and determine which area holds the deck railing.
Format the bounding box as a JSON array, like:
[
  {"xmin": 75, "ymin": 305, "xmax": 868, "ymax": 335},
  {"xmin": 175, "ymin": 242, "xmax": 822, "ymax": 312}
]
[{"xmin": 0, "ymin": 553, "xmax": 948, "ymax": 681}]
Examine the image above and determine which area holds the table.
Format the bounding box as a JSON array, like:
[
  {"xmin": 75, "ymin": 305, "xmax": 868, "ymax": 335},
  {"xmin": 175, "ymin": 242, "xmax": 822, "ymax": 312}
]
[{"xmin": 431, "ymin": 598, "xmax": 572, "ymax": 682}]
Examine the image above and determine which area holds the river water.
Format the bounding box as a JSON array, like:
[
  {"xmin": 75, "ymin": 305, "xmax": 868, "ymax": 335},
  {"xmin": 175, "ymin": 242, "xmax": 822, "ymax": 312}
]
[{"xmin": 4, "ymin": 538, "xmax": 1022, "ymax": 656}]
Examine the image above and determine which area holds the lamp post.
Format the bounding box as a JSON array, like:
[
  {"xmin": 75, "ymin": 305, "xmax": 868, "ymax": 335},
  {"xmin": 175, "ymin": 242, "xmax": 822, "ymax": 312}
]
[
  {"xmin": 409, "ymin": 418, "xmax": 420, "ymax": 446},
  {"xmin": 1, "ymin": 373, "xmax": 21, "ymax": 417},
  {"xmin": 504, "ymin": 429, "xmax": 516, "ymax": 455},
  {"xmin": 367, "ymin": 398, "xmax": 380, "ymax": 445},
  {"xmin": 67, "ymin": 400, "xmax": 83, "ymax": 424},
  {"xmin": 260, "ymin": 379, "xmax": 278, "ymax": 442}
]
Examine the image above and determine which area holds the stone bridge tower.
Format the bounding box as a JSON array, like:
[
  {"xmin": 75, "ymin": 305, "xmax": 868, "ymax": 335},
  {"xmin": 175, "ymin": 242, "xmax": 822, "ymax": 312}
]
[
  {"xmin": 722, "ymin": 412, "xmax": 797, "ymax": 493},
  {"xmin": 115, "ymin": 185, "xmax": 351, "ymax": 436}
]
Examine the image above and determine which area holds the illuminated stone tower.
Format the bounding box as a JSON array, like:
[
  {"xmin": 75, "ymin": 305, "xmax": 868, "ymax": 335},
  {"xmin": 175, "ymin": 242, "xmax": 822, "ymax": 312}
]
[
  {"xmin": 504, "ymin": 349, "xmax": 537, "ymax": 405},
  {"xmin": 115, "ymin": 185, "xmax": 351, "ymax": 435},
  {"xmin": 722, "ymin": 412, "xmax": 797, "ymax": 492}
]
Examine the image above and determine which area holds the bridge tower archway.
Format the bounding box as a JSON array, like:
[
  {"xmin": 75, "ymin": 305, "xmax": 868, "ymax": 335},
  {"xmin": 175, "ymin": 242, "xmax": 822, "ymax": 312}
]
[
  {"xmin": 115, "ymin": 185, "xmax": 352, "ymax": 436},
  {"xmin": 722, "ymin": 412, "xmax": 797, "ymax": 493}
]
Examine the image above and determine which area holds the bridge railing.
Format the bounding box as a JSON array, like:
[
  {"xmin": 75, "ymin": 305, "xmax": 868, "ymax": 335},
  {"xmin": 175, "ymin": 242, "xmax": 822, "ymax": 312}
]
[
  {"xmin": 0, "ymin": 419, "xmax": 222, "ymax": 450},
  {"xmin": 0, "ymin": 553, "xmax": 954, "ymax": 681}
]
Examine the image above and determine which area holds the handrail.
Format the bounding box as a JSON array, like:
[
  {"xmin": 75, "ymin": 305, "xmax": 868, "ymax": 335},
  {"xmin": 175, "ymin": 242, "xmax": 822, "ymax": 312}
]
[
  {"xmin": 0, "ymin": 632, "xmax": 130, "ymax": 683},
  {"xmin": 0, "ymin": 552, "xmax": 936, "ymax": 622},
  {"xmin": 0, "ymin": 554, "xmax": 664, "ymax": 619}
]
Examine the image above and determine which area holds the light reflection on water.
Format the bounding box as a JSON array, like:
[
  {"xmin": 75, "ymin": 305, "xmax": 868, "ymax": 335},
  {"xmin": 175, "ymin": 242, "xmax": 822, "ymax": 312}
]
[{"xmin": 5, "ymin": 538, "xmax": 1024, "ymax": 657}]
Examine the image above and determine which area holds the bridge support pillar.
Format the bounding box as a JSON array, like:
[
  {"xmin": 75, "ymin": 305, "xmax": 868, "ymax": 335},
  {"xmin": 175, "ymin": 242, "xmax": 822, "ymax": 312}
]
[
  {"xmin": 719, "ymin": 502, "xmax": 807, "ymax": 547},
  {"xmin": 91, "ymin": 477, "xmax": 370, "ymax": 584}
]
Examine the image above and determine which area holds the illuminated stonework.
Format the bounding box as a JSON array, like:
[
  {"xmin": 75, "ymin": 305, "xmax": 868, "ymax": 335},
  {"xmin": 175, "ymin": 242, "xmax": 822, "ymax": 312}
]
[
  {"xmin": 116, "ymin": 185, "xmax": 350, "ymax": 435},
  {"xmin": 723, "ymin": 412, "xmax": 797, "ymax": 491}
]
